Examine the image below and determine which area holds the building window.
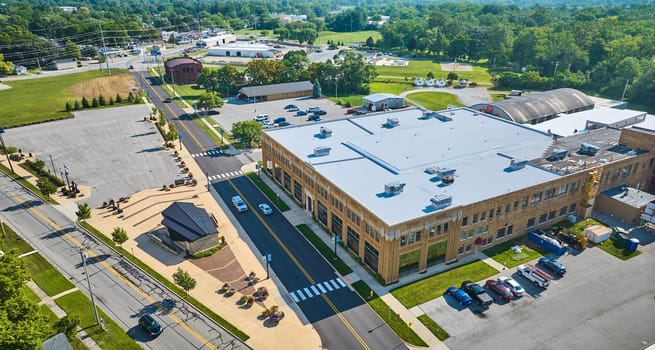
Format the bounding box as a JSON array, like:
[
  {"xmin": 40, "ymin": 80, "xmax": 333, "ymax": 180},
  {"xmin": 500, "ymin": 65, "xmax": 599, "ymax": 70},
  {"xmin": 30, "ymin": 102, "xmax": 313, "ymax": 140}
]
[
  {"xmin": 513, "ymin": 200, "xmax": 519, "ymax": 210},
  {"xmin": 408, "ymin": 233, "xmax": 415, "ymax": 244},
  {"xmin": 458, "ymin": 246, "xmax": 464, "ymax": 255},
  {"xmin": 544, "ymin": 188, "xmax": 554, "ymax": 200},
  {"xmin": 401, "ymin": 235, "xmax": 407, "ymax": 246},
  {"xmin": 496, "ymin": 227, "xmax": 506, "ymax": 239},
  {"xmin": 416, "ymin": 232, "xmax": 422, "ymax": 242},
  {"xmin": 497, "ymin": 206, "xmax": 502, "ymax": 217},
  {"xmin": 293, "ymin": 180, "xmax": 302, "ymax": 202},
  {"xmin": 473, "ymin": 213, "xmax": 478, "ymax": 224},
  {"xmin": 489, "ymin": 209, "xmax": 494, "ymax": 220},
  {"xmin": 436, "ymin": 224, "xmax": 442, "ymax": 234},
  {"xmin": 569, "ymin": 203, "xmax": 577, "ymax": 213},
  {"xmin": 557, "ymin": 184, "xmax": 568, "ymax": 196},
  {"xmin": 559, "ymin": 206, "xmax": 567, "ymax": 216},
  {"xmin": 522, "ymin": 196, "xmax": 528, "ymax": 208},
  {"xmin": 465, "ymin": 244, "xmax": 472, "ymax": 252},
  {"xmin": 570, "ymin": 181, "xmax": 580, "ymax": 193},
  {"xmin": 507, "ymin": 225, "xmax": 513, "ymax": 236},
  {"xmin": 346, "ymin": 226, "xmax": 360, "ymax": 253},
  {"xmin": 331, "ymin": 214, "xmax": 343, "ymax": 236},
  {"xmin": 475, "ymin": 227, "xmax": 482, "ymax": 236},
  {"xmin": 548, "ymin": 210, "xmax": 556, "ymax": 220},
  {"xmin": 539, "ymin": 214, "xmax": 547, "ymax": 224},
  {"xmin": 483, "ymin": 225, "xmax": 489, "ymax": 233},
  {"xmin": 480, "ymin": 211, "xmax": 486, "ymax": 221},
  {"xmin": 531, "ymin": 192, "xmax": 542, "ymax": 204},
  {"xmin": 444, "ymin": 222, "xmax": 449, "ymax": 232},
  {"xmin": 429, "ymin": 227, "xmax": 436, "ymax": 238},
  {"xmin": 462, "ymin": 216, "xmax": 469, "ymax": 227},
  {"xmin": 317, "ymin": 201, "xmax": 328, "ymax": 226},
  {"xmin": 527, "ymin": 217, "xmax": 535, "ymax": 228},
  {"xmin": 283, "ymin": 172, "xmax": 291, "ymax": 192},
  {"xmin": 468, "ymin": 230, "xmax": 474, "ymax": 238},
  {"xmin": 505, "ymin": 203, "xmax": 511, "ymax": 213},
  {"xmin": 364, "ymin": 241, "xmax": 379, "ymax": 272},
  {"xmin": 460, "ymin": 232, "xmax": 466, "ymax": 241}
]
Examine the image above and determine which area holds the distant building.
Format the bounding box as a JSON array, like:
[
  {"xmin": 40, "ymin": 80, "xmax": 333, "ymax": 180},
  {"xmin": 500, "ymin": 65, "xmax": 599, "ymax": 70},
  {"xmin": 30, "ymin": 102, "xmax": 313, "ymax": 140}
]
[
  {"xmin": 238, "ymin": 81, "xmax": 314, "ymax": 101},
  {"xmin": 161, "ymin": 202, "xmax": 219, "ymax": 255},
  {"xmin": 48, "ymin": 58, "xmax": 79, "ymax": 70},
  {"xmin": 279, "ymin": 13, "xmax": 308, "ymax": 24},
  {"xmin": 595, "ymin": 185, "xmax": 655, "ymax": 225},
  {"xmin": 58, "ymin": 6, "xmax": 77, "ymax": 14},
  {"xmin": 207, "ymin": 43, "xmax": 282, "ymax": 59},
  {"xmin": 164, "ymin": 57, "xmax": 202, "ymax": 85},
  {"xmin": 363, "ymin": 93, "xmax": 404, "ymax": 111},
  {"xmin": 195, "ymin": 33, "xmax": 237, "ymax": 48}
]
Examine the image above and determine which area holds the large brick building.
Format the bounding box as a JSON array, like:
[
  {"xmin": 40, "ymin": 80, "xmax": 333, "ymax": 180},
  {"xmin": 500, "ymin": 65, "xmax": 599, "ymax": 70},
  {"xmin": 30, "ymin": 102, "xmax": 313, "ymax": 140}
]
[
  {"xmin": 261, "ymin": 107, "xmax": 655, "ymax": 284},
  {"xmin": 164, "ymin": 57, "xmax": 202, "ymax": 85}
]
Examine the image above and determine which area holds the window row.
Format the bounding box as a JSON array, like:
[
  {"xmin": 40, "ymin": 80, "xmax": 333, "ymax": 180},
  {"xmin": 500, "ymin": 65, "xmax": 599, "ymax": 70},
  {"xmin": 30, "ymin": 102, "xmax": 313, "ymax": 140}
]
[
  {"xmin": 400, "ymin": 231, "xmax": 422, "ymax": 246},
  {"xmin": 526, "ymin": 203, "xmax": 577, "ymax": 228}
]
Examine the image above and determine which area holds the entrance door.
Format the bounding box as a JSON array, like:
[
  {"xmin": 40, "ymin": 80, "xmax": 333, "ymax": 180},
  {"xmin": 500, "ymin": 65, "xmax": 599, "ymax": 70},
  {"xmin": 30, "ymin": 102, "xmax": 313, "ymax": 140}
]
[{"xmin": 306, "ymin": 194, "xmax": 313, "ymax": 212}]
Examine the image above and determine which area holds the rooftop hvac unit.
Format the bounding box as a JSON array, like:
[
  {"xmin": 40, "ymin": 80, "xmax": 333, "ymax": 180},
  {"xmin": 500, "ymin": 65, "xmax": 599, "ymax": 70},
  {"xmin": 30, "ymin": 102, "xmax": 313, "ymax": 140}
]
[
  {"xmin": 313, "ymin": 146, "xmax": 331, "ymax": 156},
  {"xmin": 434, "ymin": 114, "xmax": 453, "ymax": 122},
  {"xmin": 386, "ymin": 117, "xmax": 399, "ymax": 128},
  {"xmin": 425, "ymin": 166, "xmax": 439, "ymax": 174},
  {"xmin": 437, "ymin": 167, "xmax": 456, "ymax": 177},
  {"xmin": 441, "ymin": 175, "xmax": 455, "ymax": 184},
  {"xmin": 384, "ymin": 182, "xmax": 405, "ymax": 195},
  {"xmin": 580, "ymin": 143, "xmax": 600, "ymax": 156},
  {"xmin": 419, "ymin": 112, "xmax": 436, "ymax": 120},
  {"xmin": 509, "ymin": 159, "xmax": 528, "ymax": 170},
  {"xmin": 320, "ymin": 127, "xmax": 332, "ymax": 138},
  {"xmin": 430, "ymin": 193, "xmax": 452, "ymax": 209},
  {"xmin": 550, "ymin": 149, "xmax": 568, "ymax": 160}
]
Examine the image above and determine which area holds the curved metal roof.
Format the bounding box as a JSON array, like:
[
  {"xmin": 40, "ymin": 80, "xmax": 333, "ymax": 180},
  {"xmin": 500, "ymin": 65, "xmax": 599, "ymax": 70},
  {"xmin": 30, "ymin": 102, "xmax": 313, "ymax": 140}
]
[
  {"xmin": 475, "ymin": 88, "xmax": 594, "ymax": 124},
  {"xmin": 164, "ymin": 57, "xmax": 202, "ymax": 68}
]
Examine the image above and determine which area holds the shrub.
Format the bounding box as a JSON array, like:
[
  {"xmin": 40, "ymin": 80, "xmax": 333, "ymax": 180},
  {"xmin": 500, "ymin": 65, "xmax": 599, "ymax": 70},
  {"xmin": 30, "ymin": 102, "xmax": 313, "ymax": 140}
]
[
  {"xmin": 74, "ymin": 100, "xmax": 81, "ymax": 110},
  {"xmin": 116, "ymin": 94, "xmax": 123, "ymax": 103},
  {"xmin": 99, "ymin": 95, "xmax": 106, "ymax": 106},
  {"xmin": 345, "ymin": 101, "xmax": 352, "ymax": 107},
  {"xmin": 108, "ymin": 96, "xmax": 114, "ymax": 105},
  {"xmin": 128, "ymin": 91, "xmax": 134, "ymax": 102},
  {"xmin": 65, "ymin": 101, "xmax": 72, "ymax": 111},
  {"xmin": 82, "ymin": 96, "xmax": 90, "ymax": 108},
  {"xmin": 92, "ymin": 96, "xmax": 99, "ymax": 107}
]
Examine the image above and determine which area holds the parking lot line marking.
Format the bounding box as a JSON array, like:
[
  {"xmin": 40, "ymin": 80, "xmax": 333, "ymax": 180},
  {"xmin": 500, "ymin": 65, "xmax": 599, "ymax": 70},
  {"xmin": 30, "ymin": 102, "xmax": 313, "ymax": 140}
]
[
  {"xmin": 330, "ymin": 280, "xmax": 340, "ymax": 289},
  {"xmin": 323, "ymin": 282, "xmax": 333, "ymax": 291},
  {"xmin": 290, "ymin": 292, "xmax": 299, "ymax": 302},
  {"xmin": 311, "ymin": 285, "xmax": 320, "ymax": 295},
  {"xmin": 337, "ymin": 278, "xmax": 347, "ymax": 287},
  {"xmin": 317, "ymin": 283, "xmax": 326, "ymax": 293},
  {"xmin": 296, "ymin": 289, "xmax": 306, "ymax": 300},
  {"xmin": 303, "ymin": 287, "xmax": 313, "ymax": 298}
]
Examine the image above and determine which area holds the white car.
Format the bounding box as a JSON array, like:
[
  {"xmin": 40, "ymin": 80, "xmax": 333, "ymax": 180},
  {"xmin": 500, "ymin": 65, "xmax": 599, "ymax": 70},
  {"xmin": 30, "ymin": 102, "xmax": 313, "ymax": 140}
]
[
  {"xmin": 254, "ymin": 114, "xmax": 269, "ymax": 122},
  {"xmin": 258, "ymin": 203, "xmax": 273, "ymax": 215},
  {"xmin": 262, "ymin": 121, "xmax": 275, "ymax": 129},
  {"xmin": 497, "ymin": 276, "xmax": 525, "ymax": 297}
]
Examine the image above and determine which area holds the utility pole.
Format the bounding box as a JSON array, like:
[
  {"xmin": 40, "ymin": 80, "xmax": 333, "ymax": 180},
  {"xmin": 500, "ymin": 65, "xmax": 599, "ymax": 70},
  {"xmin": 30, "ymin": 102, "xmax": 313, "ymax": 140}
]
[
  {"xmin": 0, "ymin": 128, "xmax": 13, "ymax": 173},
  {"xmin": 550, "ymin": 61, "xmax": 559, "ymax": 90},
  {"xmin": 48, "ymin": 154, "xmax": 56, "ymax": 178},
  {"xmin": 621, "ymin": 80, "xmax": 630, "ymax": 101},
  {"xmin": 98, "ymin": 21, "xmax": 111, "ymax": 75},
  {"xmin": 80, "ymin": 248, "xmax": 100, "ymax": 325}
]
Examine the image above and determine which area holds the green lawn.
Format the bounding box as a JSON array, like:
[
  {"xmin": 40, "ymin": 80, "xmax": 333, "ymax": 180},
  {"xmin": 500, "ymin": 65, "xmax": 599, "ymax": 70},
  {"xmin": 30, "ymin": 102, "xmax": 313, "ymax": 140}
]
[
  {"xmin": 295, "ymin": 224, "xmax": 352, "ymax": 275},
  {"xmin": 246, "ymin": 172, "xmax": 291, "ymax": 211},
  {"xmin": 0, "ymin": 70, "xmax": 116, "ymax": 128},
  {"xmin": 190, "ymin": 114, "xmax": 227, "ymax": 147},
  {"xmin": 391, "ymin": 260, "xmax": 498, "ymax": 308},
  {"xmin": 404, "ymin": 91, "xmax": 464, "ymax": 111},
  {"xmin": 21, "ymin": 253, "xmax": 76, "ymax": 296},
  {"xmin": 351, "ymin": 281, "xmax": 427, "ymax": 347},
  {"xmin": 316, "ymin": 30, "xmax": 381, "ymax": 45},
  {"xmin": 376, "ymin": 59, "xmax": 492, "ymax": 84},
  {"xmin": 56, "ymin": 291, "xmax": 141, "ymax": 350},
  {"xmin": 170, "ymin": 84, "xmax": 204, "ymax": 106},
  {"xmin": 598, "ymin": 238, "xmax": 642, "ymax": 260},
  {"xmin": 0, "ymin": 222, "xmax": 34, "ymax": 254},
  {"xmin": 417, "ymin": 314, "xmax": 449, "ymax": 341},
  {"xmin": 483, "ymin": 239, "xmax": 542, "ymax": 269}
]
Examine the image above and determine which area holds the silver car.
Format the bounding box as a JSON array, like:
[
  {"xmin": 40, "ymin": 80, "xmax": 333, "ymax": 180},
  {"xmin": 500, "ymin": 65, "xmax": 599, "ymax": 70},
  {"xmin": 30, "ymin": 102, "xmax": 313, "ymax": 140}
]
[{"xmin": 497, "ymin": 276, "xmax": 525, "ymax": 297}]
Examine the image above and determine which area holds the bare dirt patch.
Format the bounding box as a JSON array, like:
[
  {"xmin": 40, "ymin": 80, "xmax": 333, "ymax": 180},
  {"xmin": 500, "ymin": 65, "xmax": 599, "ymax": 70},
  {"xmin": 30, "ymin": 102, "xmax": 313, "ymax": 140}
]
[
  {"xmin": 69, "ymin": 73, "xmax": 139, "ymax": 99},
  {"xmin": 440, "ymin": 62, "xmax": 473, "ymax": 72}
]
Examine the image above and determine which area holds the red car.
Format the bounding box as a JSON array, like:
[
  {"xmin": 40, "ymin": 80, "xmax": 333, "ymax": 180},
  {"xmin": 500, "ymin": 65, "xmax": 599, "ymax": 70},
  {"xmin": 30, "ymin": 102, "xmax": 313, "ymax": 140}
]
[
  {"xmin": 485, "ymin": 279, "xmax": 514, "ymax": 302},
  {"xmin": 346, "ymin": 108, "xmax": 357, "ymax": 114}
]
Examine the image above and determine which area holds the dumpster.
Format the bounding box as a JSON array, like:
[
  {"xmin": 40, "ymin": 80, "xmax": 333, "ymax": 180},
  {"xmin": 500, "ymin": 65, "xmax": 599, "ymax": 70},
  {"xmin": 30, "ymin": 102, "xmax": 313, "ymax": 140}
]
[{"xmin": 625, "ymin": 238, "xmax": 639, "ymax": 253}]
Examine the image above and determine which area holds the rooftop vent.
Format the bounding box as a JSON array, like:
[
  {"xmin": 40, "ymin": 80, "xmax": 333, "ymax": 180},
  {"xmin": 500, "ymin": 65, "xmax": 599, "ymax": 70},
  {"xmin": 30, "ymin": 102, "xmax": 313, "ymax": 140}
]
[
  {"xmin": 437, "ymin": 167, "xmax": 456, "ymax": 178},
  {"xmin": 313, "ymin": 146, "xmax": 331, "ymax": 157},
  {"xmin": 385, "ymin": 117, "xmax": 399, "ymax": 128},
  {"xmin": 580, "ymin": 143, "xmax": 600, "ymax": 156},
  {"xmin": 419, "ymin": 111, "xmax": 435, "ymax": 120},
  {"xmin": 425, "ymin": 166, "xmax": 439, "ymax": 174},
  {"xmin": 430, "ymin": 194, "xmax": 452, "ymax": 209},
  {"xmin": 320, "ymin": 127, "xmax": 332, "ymax": 138},
  {"xmin": 550, "ymin": 148, "xmax": 568, "ymax": 161},
  {"xmin": 509, "ymin": 158, "xmax": 528, "ymax": 170},
  {"xmin": 384, "ymin": 182, "xmax": 405, "ymax": 196},
  {"xmin": 435, "ymin": 113, "xmax": 453, "ymax": 122}
]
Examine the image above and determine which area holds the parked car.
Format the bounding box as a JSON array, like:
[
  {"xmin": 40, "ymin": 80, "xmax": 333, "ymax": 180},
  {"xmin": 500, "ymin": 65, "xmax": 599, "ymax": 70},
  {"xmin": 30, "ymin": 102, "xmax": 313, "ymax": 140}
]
[
  {"xmin": 254, "ymin": 114, "xmax": 269, "ymax": 122},
  {"xmin": 538, "ymin": 257, "xmax": 567, "ymax": 275},
  {"xmin": 231, "ymin": 196, "xmax": 248, "ymax": 212},
  {"xmin": 163, "ymin": 97, "xmax": 172, "ymax": 103},
  {"xmin": 296, "ymin": 110, "xmax": 308, "ymax": 116},
  {"xmin": 485, "ymin": 279, "xmax": 514, "ymax": 302},
  {"xmin": 138, "ymin": 315, "xmax": 163, "ymax": 337},
  {"xmin": 313, "ymin": 109, "xmax": 327, "ymax": 116},
  {"xmin": 497, "ymin": 276, "xmax": 525, "ymax": 297},
  {"xmin": 346, "ymin": 108, "xmax": 357, "ymax": 114},
  {"xmin": 306, "ymin": 106, "xmax": 321, "ymax": 113},
  {"xmin": 288, "ymin": 107, "xmax": 299, "ymax": 112},
  {"xmin": 277, "ymin": 121, "xmax": 291, "ymax": 127},
  {"xmin": 284, "ymin": 104, "xmax": 297, "ymax": 110},
  {"xmin": 446, "ymin": 286, "xmax": 473, "ymax": 306},
  {"xmin": 258, "ymin": 203, "xmax": 273, "ymax": 215},
  {"xmin": 262, "ymin": 121, "xmax": 275, "ymax": 128},
  {"xmin": 274, "ymin": 117, "xmax": 287, "ymax": 124},
  {"xmin": 461, "ymin": 280, "xmax": 493, "ymax": 307},
  {"xmin": 307, "ymin": 114, "xmax": 321, "ymax": 122},
  {"xmin": 354, "ymin": 110, "xmax": 367, "ymax": 115}
]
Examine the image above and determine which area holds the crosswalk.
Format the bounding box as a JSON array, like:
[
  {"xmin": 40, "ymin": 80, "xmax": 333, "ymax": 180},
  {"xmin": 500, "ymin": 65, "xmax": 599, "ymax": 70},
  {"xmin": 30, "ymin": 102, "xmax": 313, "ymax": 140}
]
[
  {"xmin": 207, "ymin": 171, "xmax": 243, "ymax": 182},
  {"xmin": 289, "ymin": 278, "xmax": 348, "ymax": 303},
  {"xmin": 191, "ymin": 149, "xmax": 222, "ymax": 158}
]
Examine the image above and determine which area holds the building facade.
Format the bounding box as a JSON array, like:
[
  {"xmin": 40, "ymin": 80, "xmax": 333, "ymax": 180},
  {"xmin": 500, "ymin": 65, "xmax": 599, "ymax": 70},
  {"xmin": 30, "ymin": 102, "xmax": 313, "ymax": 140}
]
[
  {"xmin": 261, "ymin": 108, "xmax": 655, "ymax": 284},
  {"xmin": 164, "ymin": 57, "xmax": 203, "ymax": 85}
]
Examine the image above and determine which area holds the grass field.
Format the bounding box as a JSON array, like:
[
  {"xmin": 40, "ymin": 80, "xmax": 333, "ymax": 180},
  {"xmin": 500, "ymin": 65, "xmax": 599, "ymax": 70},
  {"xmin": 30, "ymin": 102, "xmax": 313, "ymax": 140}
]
[
  {"xmin": 483, "ymin": 240, "xmax": 542, "ymax": 269},
  {"xmin": 391, "ymin": 260, "xmax": 498, "ymax": 308},
  {"xmin": 417, "ymin": 314, "xmax": 449, "ymax": 341},
  {"xmin": 0, "ymin": 70, "xmax": 135, "ymax": 128},
  {"xmin": 22, "ymin": 252, "xmax": 76, "ymax": 296},
  {"xmin": 376, "ymin": 59, "xmax": 492, "ymax": 84},
  {"xmin": 316, "ymin": 30, "xmax": 381, "ymax": 45},
  {"xmin": 295, "ymin": 224, "xmax": 352, "ymax": 275},
  {"xmin": 404, "ymin": 91, "xmax": 464, "ymax": 110},
  {"xmin": 598, "ymin": 238, "xmax": 642, "ymax": 260},
  {"xmin": 0, "ymin": 222, "xmax": 34, "ymax": 254}
]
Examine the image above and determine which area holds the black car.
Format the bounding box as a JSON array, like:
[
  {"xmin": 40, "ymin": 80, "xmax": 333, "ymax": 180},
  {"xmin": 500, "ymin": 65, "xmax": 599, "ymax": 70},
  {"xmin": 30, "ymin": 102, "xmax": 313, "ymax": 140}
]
[
  {"xmin": 313, "ymin": 109, "xmax": 327, "ymax": 115},
  {"xmin": 273, "ymin": 117, "xmax": 286, "ymax": 124},
  {"xmin": 163, "ymin": 97, "xmax": 172, "ymax": 103},
  {"xmin": 138, "ymin": 314, "xmax": 163, "ymax": 337},
  {"xmin": 461, "ymin": 280, "xmax": 493, "ymax": 307},
  {"xmin": 307, "ymin": 114, "xmax": 321, "ymax": 122}
]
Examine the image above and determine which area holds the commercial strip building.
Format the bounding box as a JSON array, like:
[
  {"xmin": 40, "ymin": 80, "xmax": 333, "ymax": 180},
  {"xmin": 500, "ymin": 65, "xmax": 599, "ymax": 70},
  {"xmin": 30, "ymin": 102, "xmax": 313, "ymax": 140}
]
[
  {"xmin": 237, "ymin": 81, "xmax": 314, "ymax": 101},
  {"xmin": 261, "ymin": 107, "xmax": 655, "ymax": 284}
]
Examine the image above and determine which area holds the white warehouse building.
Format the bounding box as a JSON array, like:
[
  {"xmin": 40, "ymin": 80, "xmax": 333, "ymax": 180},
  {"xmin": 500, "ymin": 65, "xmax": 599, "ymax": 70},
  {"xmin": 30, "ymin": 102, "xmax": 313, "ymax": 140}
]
[{"xmin": 207, "ymin": 43, "xmax": 283, "ymax": 59}]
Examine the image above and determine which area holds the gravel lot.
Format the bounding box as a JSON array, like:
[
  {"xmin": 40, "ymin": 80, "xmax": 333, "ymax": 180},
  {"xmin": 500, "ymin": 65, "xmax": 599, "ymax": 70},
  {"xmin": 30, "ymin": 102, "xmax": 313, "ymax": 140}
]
[{"xmin": 419, "ymin": 244, "xmax": 655, "ymax": 350}]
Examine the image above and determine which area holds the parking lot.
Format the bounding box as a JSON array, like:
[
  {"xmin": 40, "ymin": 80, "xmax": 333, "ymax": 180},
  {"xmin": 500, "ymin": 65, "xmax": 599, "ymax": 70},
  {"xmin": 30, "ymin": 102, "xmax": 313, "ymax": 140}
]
[
  {"xmin": 419, "ymin": 244, "xmax": 655, "ymax": 350},
  {"xmin": 210, "ymin": 96, "xmax": 357, "ymax": 132}
]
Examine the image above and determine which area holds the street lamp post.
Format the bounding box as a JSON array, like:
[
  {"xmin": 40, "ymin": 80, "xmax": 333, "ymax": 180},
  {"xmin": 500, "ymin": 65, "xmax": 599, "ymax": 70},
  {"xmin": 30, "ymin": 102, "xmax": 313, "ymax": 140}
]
[
  {"xmin": 48, "ymin": 154, "xmax": 56, "ymax": 177},
  {"xmin": 0, "ymin": 128, "xmax": 14, "ymax": 173},
  {"xmin": 333, "ymin": 235, "xmax": 340, "ymax": 260},
  {"xmin": 80, "ymin": 248, "xmax": 100, "ymax": 325}
]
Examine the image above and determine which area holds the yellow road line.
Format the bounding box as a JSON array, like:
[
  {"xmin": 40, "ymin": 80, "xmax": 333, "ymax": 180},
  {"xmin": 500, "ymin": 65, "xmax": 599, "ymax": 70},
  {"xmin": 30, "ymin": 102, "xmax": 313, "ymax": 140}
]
[
  {"xmin": 14, "ymin": 194, "xmax": 219, "ymax": 350},
  {"xmin": 227, "ymin": 180, "xmax": 370, "ymax": 350}
]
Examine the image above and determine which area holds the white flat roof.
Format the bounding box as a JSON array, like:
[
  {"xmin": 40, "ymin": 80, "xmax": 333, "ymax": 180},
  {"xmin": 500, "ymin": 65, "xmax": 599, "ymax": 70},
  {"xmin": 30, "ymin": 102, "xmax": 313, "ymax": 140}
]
[
  {"xmin": 632, "ymin": 114, "xmax": 655, "ymax": 132},
  {"xmin": 530, "ymin": 107, "xmax": 647, "ymax": 137},
  {"xmin": 267, "ymin": 108, "xmax": 560, "ymax": 226}
]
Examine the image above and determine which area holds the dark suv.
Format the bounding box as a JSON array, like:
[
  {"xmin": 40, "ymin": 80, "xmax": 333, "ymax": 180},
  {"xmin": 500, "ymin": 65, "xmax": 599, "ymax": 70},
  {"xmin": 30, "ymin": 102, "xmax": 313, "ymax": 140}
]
[
  {"xmin": 139, "ymin": 314, "xmax": 163, "ymax": 337},
  {"xmin": 461, "ymin": 280, "xmax": 493, "ymax": 307}
]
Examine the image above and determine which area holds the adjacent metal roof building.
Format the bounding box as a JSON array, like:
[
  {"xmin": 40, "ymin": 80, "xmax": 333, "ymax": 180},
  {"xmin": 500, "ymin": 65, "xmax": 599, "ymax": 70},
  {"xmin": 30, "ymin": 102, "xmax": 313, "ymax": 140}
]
[
  {"xmin": 161, "ymin": 202, "xmax": 217, "ymax": 242},
  {"xmin": 470, "ymin": 88, "xmax": 594, "ymax": 124},
  {"xmin": 530, "ymin": 107, "xmax": 648, "ymax": 137},
  {"xmin": 239, "ymin": 81, "xmax": 313, "ymax": 101}
]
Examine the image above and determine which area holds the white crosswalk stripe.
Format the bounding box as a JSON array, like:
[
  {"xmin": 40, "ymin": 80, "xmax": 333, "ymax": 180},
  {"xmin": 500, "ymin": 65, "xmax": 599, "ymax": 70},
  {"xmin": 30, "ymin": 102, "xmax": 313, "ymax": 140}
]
[
  {"xmin": 303, "ymin": 287, "xmax": 313, "ymax": 298},
  {"xmin": 296, "ymin": 289, "xmax": 306, "ymax": 300},
  {"xmin": 191, "ymin": 149, "xmax": 223, "ymax": 158},
  {"xmin": 337, "ymin": 278, "xmax": 347, "ymax": 287},
  {"xmin": 289, "ymin": 278, "xmax": 348, "ymax": 303},
  {"xmin": 330, "ymin": 280, "xmax": 340, "ymax": 289},
  {"xmin": 311, "ymin": 285, "xmax": 320, "ymax": 295},
  {"xmin": 290, "ymin": 292, "xmax": 299, "ymax": 302},
  {"xmin": 323, "ymin": 282, "xmax": 333, "ymax": 291},
  {"xmin": 206, "ymin": 171, "xmax": 243, "ymax": 182},
  {"xmin": 317, "ymin": 283, "xmax": 326, "ymax": 294}
]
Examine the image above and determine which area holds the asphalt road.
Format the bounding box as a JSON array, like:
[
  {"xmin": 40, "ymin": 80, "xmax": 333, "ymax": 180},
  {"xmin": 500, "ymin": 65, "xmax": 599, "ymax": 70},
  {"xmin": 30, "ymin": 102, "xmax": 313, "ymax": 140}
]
[
  {"xmin": 0, "ymin": 175, "xmax": 248, "ymax": 350},
  {"xmin": 213, "ymin": 176, "xmax": 406, "ymax": 350}
]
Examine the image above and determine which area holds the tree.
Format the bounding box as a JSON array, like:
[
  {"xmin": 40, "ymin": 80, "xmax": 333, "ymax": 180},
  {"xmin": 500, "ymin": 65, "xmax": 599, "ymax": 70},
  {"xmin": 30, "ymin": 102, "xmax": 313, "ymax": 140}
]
[
  {"xmin": 33, "ymin": 159, "xmax": 46, "ymax": 174},
  {"xmin": 36, "ymin": 179, "xmax": 57, "ymax": 196},
  {"xmin": 313, "ymin": 79, "xmax": 322, "ymax": 98},
  {"xmin": 81, "ymin": 97, "xmax": 90, "ymax": 108},
  {"xmin": 75, "ymin": 203, "xmax": 91, "ymax": 221},
  {"xmin": 61, "ymin": 40, "xmax": 80, "ymax": 59},
  {"xmin": 196, "ymin": 91, "xmax": 224, "ymax": 113},
  {"xmin": 54, "ymin": 316, "xmax": 80, "ymax": 340},
  {"xmin": 282, "ymin": 50, "xmax": 309, "ymax": 82},
  {"xmin": 166, "ymin": 122, "xmax": 178, "ymax": 142},
  {"xmin": 173, "ymin": 267, "xmax": 197, "ymax": 295},
  {"xmin": 65, "ymin": 101, "xmax": 72, "ymax": 111},
  {"xmin": 246, "ymin": 59, "xmax": 284, "ymax": 85},
  {"xmin": 366, "ymin": 36, "xmax": 375, "ymax": 48},
  {"xmin": 231, "ymin": 121, "xmax": 262, "ymax": 147},
  {"xmin": 111, "ymin": 227, "xmax": 128, "ymax": 247},
  {"xmin": 0, "ymin": 53, "xmax": 14, "ymax": 76}
]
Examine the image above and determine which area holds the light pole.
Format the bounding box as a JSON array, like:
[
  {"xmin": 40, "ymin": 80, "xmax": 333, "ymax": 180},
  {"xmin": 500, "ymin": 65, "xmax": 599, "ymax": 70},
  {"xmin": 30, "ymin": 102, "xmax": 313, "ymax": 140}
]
[
  {"xmin": 551, "ymin": 61, "xmax": 559, "ymax": 90},
  {"xmin": 48, "ymin": 154, "xmax": 56, "ymax": 177},
  {"xmin": 264, "ymin": 253, "xmax": 271, "ymax": 279},
  {"xmin": 63, "ymin": 165, "xmax": 71, "ymax": 191},
  {"xmin": 333, "ymin": 77, "xmax": 338, "ymax": 100},
  {"xmin": 0, "ymin": 128, "xmax": 14, "ymax": 173},
  {"xmin": 80, "ymin": 248, "xmax": 100, "ymax": 325},
  {"xmin": 333, "ymin": 235, "xmax": 340, "ymax": 260}
]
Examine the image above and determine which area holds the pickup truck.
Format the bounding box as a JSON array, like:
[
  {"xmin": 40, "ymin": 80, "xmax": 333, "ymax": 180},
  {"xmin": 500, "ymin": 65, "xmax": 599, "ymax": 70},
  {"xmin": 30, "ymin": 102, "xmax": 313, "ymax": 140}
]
[
  {"xmin": 538, "ymin": 257, "xmax": 567, "ymax": 275},
  {"xmin": 461, "ymin": 280, "xmax": 493, "ymax": 307},
  {"xmin": 517, "ymin": 264, "xmax": 552, "ymax": 288}
]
